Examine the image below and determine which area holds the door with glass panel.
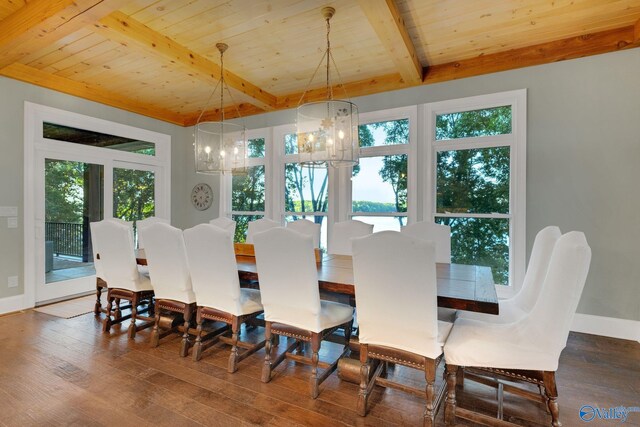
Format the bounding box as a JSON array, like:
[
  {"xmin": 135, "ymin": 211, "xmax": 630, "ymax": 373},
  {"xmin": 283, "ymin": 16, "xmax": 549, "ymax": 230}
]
[{"xmin": 33, "ymin": 116, "xmax": 168, "ymax": 304}]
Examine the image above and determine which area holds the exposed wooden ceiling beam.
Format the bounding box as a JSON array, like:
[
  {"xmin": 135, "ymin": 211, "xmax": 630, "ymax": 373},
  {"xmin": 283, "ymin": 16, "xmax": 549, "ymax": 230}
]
[
  {"xmin": 95, "ymin": 11, "xmax": 277, "ymax": 111},
  {"xmin": 276, "ymin": 73, "xmax": 408, "ymax": 111},
  {"xmin": 424, "ymin": 25, "xmax": 639, "ymax": 84},
  {"xmin": 635, "ymin": 17, "xmax": 640, "ymax": 42},
  {"xmin": 357, "ymin": 0, "xmax": 423, "ymax": 84},
  {"xmin": 0, "ymin": 63, "xmax": 184, "ymax": 125},
  {"xmin": 215, "ymin": 24, "xmax": 640, "ymax": 124},
  {"xmin": 0, "ymin": 0, "xmax": 130, "ymax": 69},
  {"xmin": 182, "ymin": 103, "xmax": 266, "ymax": 124}
]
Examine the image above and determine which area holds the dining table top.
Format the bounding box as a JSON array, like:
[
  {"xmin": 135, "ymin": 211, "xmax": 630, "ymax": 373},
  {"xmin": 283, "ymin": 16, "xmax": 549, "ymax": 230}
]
[{"xmin": 236, "ymin": 253, "xmax": 499, "ymax": 315}]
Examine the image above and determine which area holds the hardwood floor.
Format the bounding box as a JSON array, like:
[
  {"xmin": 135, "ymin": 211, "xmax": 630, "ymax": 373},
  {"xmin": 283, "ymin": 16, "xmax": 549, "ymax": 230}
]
[{"xmin": 0, "ymin": 309, "xmax": 638, "ymax": 426}]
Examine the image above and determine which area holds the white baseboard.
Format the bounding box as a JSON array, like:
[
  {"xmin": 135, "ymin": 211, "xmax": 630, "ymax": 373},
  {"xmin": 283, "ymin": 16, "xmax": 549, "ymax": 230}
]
[
  {"xmin": 0, "ymin": 294, "xmax": 31, "ymax": 315},
  {"xmin": 571, "ymin": 313, "xmax": 640, "ymax": 343}
]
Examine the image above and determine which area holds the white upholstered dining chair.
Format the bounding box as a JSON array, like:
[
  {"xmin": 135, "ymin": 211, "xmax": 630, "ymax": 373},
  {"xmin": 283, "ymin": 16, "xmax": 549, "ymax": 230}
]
[
  {"xmin": 92, "ymin": 218, "xmax": 134, "ymax": 316},
  {"xmin": 136, "ymin": 216, "xmax": 169, "ymax": 249},
  {"xmin": 352, "ymin": 231, "xmax": 452, "ymax": 426},
  {"xmin": 443, "ymin": 231, "xmax": 591, "ymax": 426},
  {"xmin": 458, "ymin": 225, "xmax": 562, "ymax": 324},
  {"xmin": 286, "ymin": 219, "xmax": 321, "ymax": 247},
  {"xmin": 253, "ymin": 227, "xmax": 354, "ymax": 398},
  {"xmin": 139, "ymin": 222, "xmax": 197, "ymax": 356},
  {"xmin": 246, "ymin": 218, "xmax": 280, "ymax": 243},
  {"xmin": 328, "ymin": 219, "xmax": 373, "ymax": 256},
  {"xmin": 401, "ymin": 221, "xmax": 451, "ymax": 263},
  {"xmin": 90, "ymin": 220, "xmax": 154, "ymax": 339},
  {"xmin": 209, "ymin": 216, "xmax": 237, "ymax": 233},
  {"xmin": 184, "ymin": 224, "xmax": 265, "ymax": 372}
]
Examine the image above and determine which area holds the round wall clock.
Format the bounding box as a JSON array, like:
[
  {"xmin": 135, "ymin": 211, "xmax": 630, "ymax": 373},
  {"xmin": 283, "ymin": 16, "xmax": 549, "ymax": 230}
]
[{"xmin": 191, "ymin": 183, "xmax": 213, "ymax": 211}]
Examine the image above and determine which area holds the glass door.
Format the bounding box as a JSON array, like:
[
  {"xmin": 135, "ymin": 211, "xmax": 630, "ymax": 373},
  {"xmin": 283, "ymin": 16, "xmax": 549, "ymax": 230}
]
[
  {"xmin": 44, "ymin": 159, "xmax": 104, "ymax": 285},
  {"xmin": 35, "ymin": 156, "xmax": 162, "ymax": 303}
]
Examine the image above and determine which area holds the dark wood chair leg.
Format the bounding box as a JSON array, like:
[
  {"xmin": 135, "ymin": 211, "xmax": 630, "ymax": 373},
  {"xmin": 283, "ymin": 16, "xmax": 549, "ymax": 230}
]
[
  {"xmin": 444, "ymin": 364, "xmax": 458, "ymax": 426},
  {"xmin": 424, "ymin": 358, "xmax": 436, "ymax": 427},
  {"xmin": 102, "ymin": 293, "xmax": 114, "ymax": 333},
  {"xmin": 261, "ymin": 322, "xmax": 273, "ymax": 383},
  {"xmin": 543, "ymin": 371, "xmax": 561, "ymax": 427},
  {"xmin": 228, "ymin": 316, "xmax": 241, "ymax": 373},
  {"xmin": 127, "ymin": 294, "xmax": 139, "ymax": 339},
  {"xmin": 192, "ymin": 308, "xmax": 204, "ymax": 361},
  {"xmin": 344, "ymin": 319, "xmax": 353, "ymax": 350},
  {"xmin": 150, "ymin": 304, "xmax": 161, "ymax": 348},
  {"xmin": 310, "ymin": 333, "xmax": 321, "ymax": 399},
  {"xmin": 113, "ymin": 298, "xmax": 122, "ymax": 320},
  {"xmin": 357, "ymin": 344, "xmax": 370, "ymax": 416},
  {"xmin": 179, "ymin": 304, "xmax": 193, "ymax": 357},
  {"xmin": 94, "ymin": 283, "xmax": 102, "ymax": 316}
]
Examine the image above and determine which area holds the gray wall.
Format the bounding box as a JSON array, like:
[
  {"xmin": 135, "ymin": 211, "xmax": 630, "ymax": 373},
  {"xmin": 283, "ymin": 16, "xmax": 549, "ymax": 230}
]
[
  {"xmin": 217, "ymin": 48, "xmax": 640, "ymax": 322},
  {"xmin": 1, "ymin": 47, "xmax": 638, "ymax": 322}
]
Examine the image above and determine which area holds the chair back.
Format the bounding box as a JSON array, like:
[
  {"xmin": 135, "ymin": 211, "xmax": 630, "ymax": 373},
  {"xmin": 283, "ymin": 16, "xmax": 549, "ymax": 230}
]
[
  {"xmin": 401, "ymin": 221, "xmax": 451, "ymax": 263},
  {"xmin": 184, "ymin": 224, "xmax": 243, "ymax": 314},
  {"xmin": 138, "ymin": 223, "xmax": 195, "ymax": 303},
  {"xmin": 329, "ymin": 220, "xmax": 373, "ymax": 256},
  {"xmin": 89, "ymin": 220, "xmax": 148, "ymax": 291},
  {"xmin": 91, "ymin": 218, "xmax": 132, "ymax": 280},
  {"xmin": 253, "ymin": 227, "xmax": 322, "ymax": 332},
  {"xmin": 286, "ymin": 219, "xmax": 321, "ymax": 248},
  {"xmin": 246, "ymin": 218, "xmax": 280, "ymax": 243},
  {"xmin": 513, "ymin": 226, "xmax": 562, "ymax": 313},
  {"xmin": 352, "ymin": 231, "xmax": 441, "ymax": 358},
  {"xmin": 209, "ymin": 216, "xmax": 237, "ymax": 233},
  {"xmin": 136, "ymin": 216, "xmax": 170, "ymax": 249},
  {"xmin": 527, "ymin": 231, "xmax": 591, "ymax": 358}
]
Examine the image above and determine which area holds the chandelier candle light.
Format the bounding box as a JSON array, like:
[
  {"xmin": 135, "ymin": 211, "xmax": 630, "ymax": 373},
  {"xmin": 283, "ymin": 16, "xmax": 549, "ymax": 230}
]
[
  {"xmin": 296, "ymin": 7, "xmax": 359, "ymax": 168},
  {"xmin": 194, "ymin": 43, "xmax": 247, "ymax": 175}
]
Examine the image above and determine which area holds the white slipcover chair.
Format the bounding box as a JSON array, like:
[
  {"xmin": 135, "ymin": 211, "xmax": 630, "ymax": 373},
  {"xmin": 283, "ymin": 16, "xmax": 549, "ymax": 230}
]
[
  {"xmin": 90, "ymin": 220, "xmax": 154, "ymax": 338},
  {"xmin": 402, "ymin": 221, "xmax": 455, "ymax": 322},
  {"xmin": 253, "ymin": 227, "xmax": 354, "ymax": 398},
  {"xmin": 184, "ymin": 224, "xmax": 264, "ymax": 372},
  {"xmin": 328, "ymin": 220, "xmax": 373, "ymax": 256},
  {"xmin": 245, "ymin": 218, "xmax": 280, "ymax": 243},
  {"xmin": 443, "ymin": 231, "xmax": 591, "ymax": 426},
  {"xmin": 458, "ymin": 226, "xmax": 562, "ymax": 324},
  {"xmin": 138, "ymin": 222, "xmax": 198, "ymax": 356},
  {"xmin": 352, "ymin": 231, "xmax": 452, "ymax": 424},
  {"xmin": 401, "ymin": 221, "xmax": 451, "ymax": 263},
  {"xmin": 209, "ymin": 216, "xmax": 237, "ymax": 233},
  {"xmin": 136, "ymin": 216, "xmax": 169, "ymax": 249},
  {"xmin": 286, "ymin": 218, "xmax": 321, "ymax": 248}
]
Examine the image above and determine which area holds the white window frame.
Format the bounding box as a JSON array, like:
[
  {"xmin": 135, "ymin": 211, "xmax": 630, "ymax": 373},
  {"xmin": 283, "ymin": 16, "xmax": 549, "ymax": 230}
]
[
  {"xmin": 221, "ymin": 128, "xmax": 272, "ymax": 230},
  {"xmin": 341, "ymin": 106, "xmax": 418, "ymax": 228},
  {"xmin": 273, "ymin": 124, "xmax": 336, "ymax": 233},
  {"xmin": 423, "ymin": 89, "xmax": 526, "ymax": 298},
  {"xmin": 24, "ymin": 102, "xmax": 171, "ymax": 306}
]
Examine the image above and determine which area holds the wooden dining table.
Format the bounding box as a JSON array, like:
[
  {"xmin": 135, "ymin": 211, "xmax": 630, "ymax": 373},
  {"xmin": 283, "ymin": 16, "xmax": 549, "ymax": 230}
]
[
  {"xmin": 236, "ymin": 253, "xmax": 499, "ymax": 315},
  {"xmin": 138, "ymin": 248, "xmax": 499, "ymax": 315}
]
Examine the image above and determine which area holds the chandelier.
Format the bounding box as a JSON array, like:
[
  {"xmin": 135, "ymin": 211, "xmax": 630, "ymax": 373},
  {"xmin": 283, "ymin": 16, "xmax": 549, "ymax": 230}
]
[
  {"xmin": 296, "ymin": 7, "xmax": 359, "ymax": 168},
  {"xmin": 194, "ymin": 43, "xmax": 247, "ymax": 175}
]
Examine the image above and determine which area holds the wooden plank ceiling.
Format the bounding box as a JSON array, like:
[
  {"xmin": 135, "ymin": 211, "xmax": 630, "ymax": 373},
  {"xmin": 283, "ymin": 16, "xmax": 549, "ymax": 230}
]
[{"xmin": 0, "ymin": 0, "xmax": 639, "ymax": 126}]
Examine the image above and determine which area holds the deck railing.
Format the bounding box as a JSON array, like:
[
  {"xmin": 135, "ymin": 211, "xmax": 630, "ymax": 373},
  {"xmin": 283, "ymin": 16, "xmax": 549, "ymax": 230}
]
[{"xmin": 45, "ymin": 222, "xmax": 84, "ymax": 258}]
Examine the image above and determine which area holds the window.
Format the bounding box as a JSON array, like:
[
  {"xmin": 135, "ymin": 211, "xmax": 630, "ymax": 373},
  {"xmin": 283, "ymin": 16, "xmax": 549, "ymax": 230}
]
[
  {"xmin": 348, "ymin": 107, "xmax": 417, "ymax": 232},
  {"xmin": 229, "ymin": 135, "xmax": 268, "ymax": 242},
  {"xmin": 283, "ymin": 133, "xmax": 329, "ymax": 248},
  {"xmin": 43, "ymin": 122, "xmax": 156, "ymax": 155},
  {"xmin": 425, "ymin": 90, "xmax": 526, "ymax": 292}
]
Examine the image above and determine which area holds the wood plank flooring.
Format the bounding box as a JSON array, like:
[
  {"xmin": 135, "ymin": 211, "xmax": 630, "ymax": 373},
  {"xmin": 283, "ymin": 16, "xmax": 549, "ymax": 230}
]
[{"xmin": 0, "ymin": 309, "xmax": 638, "ymax": 426}]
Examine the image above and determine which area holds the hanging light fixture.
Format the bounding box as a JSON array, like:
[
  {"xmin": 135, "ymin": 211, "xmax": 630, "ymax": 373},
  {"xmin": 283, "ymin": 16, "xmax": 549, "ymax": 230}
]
[
  {"xmin": 194, "ymin": 43, "xmax": 247, "ymax": 175},
  {"xmin": 296, "ymin": 7, "xmax": 359, "ymax": 168}
]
